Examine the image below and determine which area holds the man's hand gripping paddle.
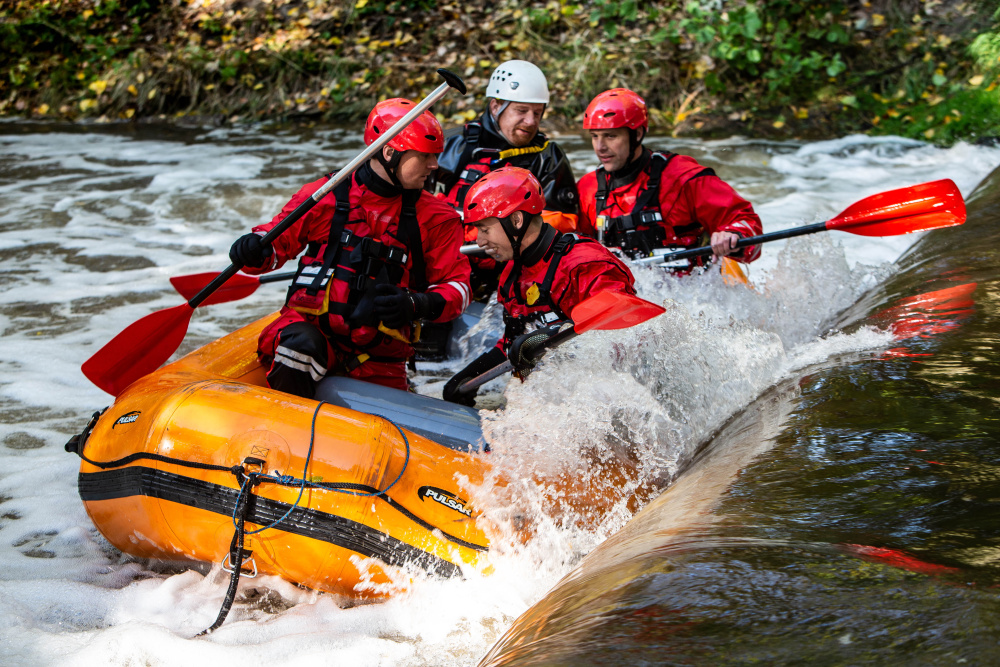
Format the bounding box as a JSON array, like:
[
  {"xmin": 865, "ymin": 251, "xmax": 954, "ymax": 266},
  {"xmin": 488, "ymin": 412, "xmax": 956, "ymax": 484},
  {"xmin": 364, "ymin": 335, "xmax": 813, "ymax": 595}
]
[
  {"xmin": 455, "ymin": 291, "xmax": 665, "ymax": 396},
  {"xmin": 635, "ymin": 179, "xmax": 967, "ymax": 267},
  {"xmin": 82, "ymin": 69, "xmax": 468, "ymax": 396}
]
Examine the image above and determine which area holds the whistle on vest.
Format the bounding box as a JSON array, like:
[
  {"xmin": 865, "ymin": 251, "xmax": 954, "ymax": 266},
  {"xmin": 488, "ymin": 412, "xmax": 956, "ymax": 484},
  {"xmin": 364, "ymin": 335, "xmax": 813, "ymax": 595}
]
[
  {"xmin": 526, "ymin": 283, "xmax": 541, "ymax": 306},
  {"xmin": 595, "ymin": 215, "xmax": 608, "ymax": 244}
]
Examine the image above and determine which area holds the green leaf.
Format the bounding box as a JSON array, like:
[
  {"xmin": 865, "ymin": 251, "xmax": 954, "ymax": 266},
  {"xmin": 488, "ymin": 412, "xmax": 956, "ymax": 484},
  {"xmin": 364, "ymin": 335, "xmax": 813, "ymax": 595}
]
[
  {"xmin": 747, "ymin": 48, "xmax": 762, "ymax": 63},
  {"xmin": 932, "ymin": 72, "xmax": 947, "ymax": 86}
]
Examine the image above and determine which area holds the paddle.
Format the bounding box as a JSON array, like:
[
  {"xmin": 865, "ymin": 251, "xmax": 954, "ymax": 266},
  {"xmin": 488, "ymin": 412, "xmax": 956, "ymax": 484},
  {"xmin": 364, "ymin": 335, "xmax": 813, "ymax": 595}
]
[
  {"xmin": 82, "ymin": 69, "xmax": 468, "ymax": 397},
  {"xmin": 455, "ymin": 291, "xmax": 666, "ymax": 395},
  {"xmin": 168, "ymin": 244, "xmax": 488, "ymax": 303},
  {"xmin": 635, "ymin": 178, "xmax": 967, "ymax": 266}
]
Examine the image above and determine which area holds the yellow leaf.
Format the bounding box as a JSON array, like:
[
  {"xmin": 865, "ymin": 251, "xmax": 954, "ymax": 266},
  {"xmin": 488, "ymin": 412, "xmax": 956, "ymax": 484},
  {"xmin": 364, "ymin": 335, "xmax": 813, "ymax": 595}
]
[
  {"xmin": 127, "ymin": 84, "xmax": 138, "ymax": 95},
  {"xmin": 205, "ymin": 83, "xmax": 216, "ymax": 91},
  {"xmin": 76, "ymin": 72, "xmax": 86, "ymax": 80},
  {"xmin": 125, "ymin": 109, "xmax": 135, "ymax": 119},
  {"xmin": 355, "ymin": 0, "xmax": 368, "ymax": 7},
  {"xmin": 772, "ymin": 118, "xmax": 785, "ymax": 129},
  {"xmin": 887, "ymin": 108, "xmax": 900, "ymax": 118},
  {"xmin": 147, "ymin": 89, "xmax": 157, "ymax": 100},
  {"xmin": 872, "ymin": 14, "xmax": 885, "ymax": 27},
  {"xmin": 79, "ymin": 99, "xmax": 97, "ymax": 111},
  {"xmin": 969, "ymin": 74, "xmax": 985, "ymax": 87},
  {"xmin": 36, "ymin": 104, "xmax": 49, "ymax": 115},
  {"xmin": 795, "ymin": 108, "xmax": 809, "ymax": 120},
  {"xmin": 923, "ymin": 128, "xmax": 935, "ymax": 139},
  {"xmin": 462, "ymin": 109, "xmax": 477, "ymax": 121},
  {"xmin": 82, "ymin": 9, "xmax": 93, "ymax": 19}
]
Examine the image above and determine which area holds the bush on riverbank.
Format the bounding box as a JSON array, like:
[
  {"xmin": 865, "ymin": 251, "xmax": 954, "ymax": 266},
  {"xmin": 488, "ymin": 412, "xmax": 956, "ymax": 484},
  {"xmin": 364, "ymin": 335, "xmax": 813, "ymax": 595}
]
[{"xmin": 2, "ymin": 0, "xmax": 999, "ymax": 144}]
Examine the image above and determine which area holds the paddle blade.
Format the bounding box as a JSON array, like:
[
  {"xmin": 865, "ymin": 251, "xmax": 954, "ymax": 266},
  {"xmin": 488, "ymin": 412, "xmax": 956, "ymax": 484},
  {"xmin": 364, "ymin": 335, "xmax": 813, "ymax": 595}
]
[
  {"xmin": 828, "ymin": 179, "xmax": 966, "ymax": 236},
  {"xmin": 169, "ymin": 272, "xmax": 261, "ymax": 305},
  {"xmin": 570, "ymin": 291, "xmax": 666, "ymax": 333},
  {"xmin": 81, "ymin": 303, "xmax": 195, "ymax": 396}
]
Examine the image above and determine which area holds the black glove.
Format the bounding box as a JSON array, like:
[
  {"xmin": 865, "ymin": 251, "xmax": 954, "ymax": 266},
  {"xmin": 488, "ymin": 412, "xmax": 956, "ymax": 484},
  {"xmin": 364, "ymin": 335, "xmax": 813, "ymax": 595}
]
[
  {"xmin": 508, "ymin": 324, "xmax": 562, "ymax": 380},
  {"xmin": 229, "ymin": 233, "xmax": 273, "ymax": 269},
  {"xmin": 374, "ymin": 285, "xmax": 445, "ymax": 329},
  {"xmin": 443, "ymin": 347, "xmax": 507, "ymax": 406}
]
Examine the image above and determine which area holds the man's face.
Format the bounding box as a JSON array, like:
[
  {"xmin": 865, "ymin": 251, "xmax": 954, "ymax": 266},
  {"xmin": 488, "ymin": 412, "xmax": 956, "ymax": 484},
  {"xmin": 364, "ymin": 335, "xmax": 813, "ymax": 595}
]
[
  {"xmin": 491, "ymin": 100, "xmax": 545, "ymax": 148},
  {"xmin": 472, "ymin": 215, "xmax": 516, "ymax": 262},
  {"xmin": 590, "ymin": 127, "xmax": 633, "ymax": 172},
  {"xmin": 391, "ymin": 148, "xmax": 439, "ymax": 189}
]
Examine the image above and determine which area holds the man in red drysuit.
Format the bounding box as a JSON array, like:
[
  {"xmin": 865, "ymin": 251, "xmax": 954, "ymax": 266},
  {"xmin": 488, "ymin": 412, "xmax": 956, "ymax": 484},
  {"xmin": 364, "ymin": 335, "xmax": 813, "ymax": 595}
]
[
  {"xmin": 230, "ymin": 98, "xmax": 472, "ymax": 398},
  {"xmin": 577, "ymin": 88, "xmax": 763, "ymax": 270},
  {"xmin": 442, "ymin": 166, "xmax": 634, "ymax": 405}
]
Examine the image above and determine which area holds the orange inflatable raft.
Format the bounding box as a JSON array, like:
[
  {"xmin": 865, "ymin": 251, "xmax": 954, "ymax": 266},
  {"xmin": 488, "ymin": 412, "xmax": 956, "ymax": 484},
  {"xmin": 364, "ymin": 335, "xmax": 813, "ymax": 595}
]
[{"xmin": 66, "ymin": 313, "xmax": 492, "ymax": 599}]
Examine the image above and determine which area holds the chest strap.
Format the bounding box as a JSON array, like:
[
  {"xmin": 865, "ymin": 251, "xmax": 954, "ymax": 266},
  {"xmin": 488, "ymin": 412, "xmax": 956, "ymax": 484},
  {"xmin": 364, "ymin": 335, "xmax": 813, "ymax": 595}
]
[{"xmin": 302, "ymin": 173, "xmax": 353, "ymax": 296}]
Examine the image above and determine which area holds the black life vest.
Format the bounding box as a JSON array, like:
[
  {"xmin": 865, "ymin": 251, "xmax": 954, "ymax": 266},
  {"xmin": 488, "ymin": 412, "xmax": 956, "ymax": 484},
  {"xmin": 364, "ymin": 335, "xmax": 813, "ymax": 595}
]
[
  {"xmin": 286, "ymin": 172, "xmax": 426, "ymax": 335},
  {"xmin": 595, "ymin": 151, "xmax": 715, "ymax": 258},
  {"xmin": 499, "ymin": 229, "xmax": 591, "ymax": 349}
]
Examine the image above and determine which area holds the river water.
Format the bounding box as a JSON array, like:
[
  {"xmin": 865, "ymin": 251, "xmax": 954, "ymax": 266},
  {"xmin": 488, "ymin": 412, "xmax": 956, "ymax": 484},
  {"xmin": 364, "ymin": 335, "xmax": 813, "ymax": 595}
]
[{"xmin": 0, "ymin": 120, "xmax": 998, "ymax": 665}]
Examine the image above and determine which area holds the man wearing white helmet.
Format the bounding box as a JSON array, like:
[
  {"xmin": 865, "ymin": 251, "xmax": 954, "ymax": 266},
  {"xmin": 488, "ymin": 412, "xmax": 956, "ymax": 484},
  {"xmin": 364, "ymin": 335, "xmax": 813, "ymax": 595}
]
[{"xmin": 431, "ymin": 60, "xmax": 579, "ymax": 295}]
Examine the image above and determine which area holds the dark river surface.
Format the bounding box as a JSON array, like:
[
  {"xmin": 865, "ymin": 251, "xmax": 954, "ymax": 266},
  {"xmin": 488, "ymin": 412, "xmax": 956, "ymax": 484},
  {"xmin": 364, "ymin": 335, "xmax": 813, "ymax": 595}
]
[
  {"xmin": 0, "ymin": 120, "xmax": 998, "ymax": 665},
  {"xmin": 481, "ymin": 166, "xmax": 1000, "ymax": 665}
]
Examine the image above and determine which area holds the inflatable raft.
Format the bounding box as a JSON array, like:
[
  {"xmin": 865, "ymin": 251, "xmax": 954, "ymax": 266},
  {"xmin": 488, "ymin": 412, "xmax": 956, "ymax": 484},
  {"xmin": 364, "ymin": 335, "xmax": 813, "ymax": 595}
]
[{"xmin": 66, "ymin": 313, "xmax": 492, "ymax": 600}]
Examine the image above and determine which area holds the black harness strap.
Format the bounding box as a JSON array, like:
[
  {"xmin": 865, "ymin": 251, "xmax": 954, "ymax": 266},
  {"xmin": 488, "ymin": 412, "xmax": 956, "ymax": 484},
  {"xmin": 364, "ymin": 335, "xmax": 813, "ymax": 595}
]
[
  {"xmin": 500, "ymin": 230, "xmax": 580, "ymax": 340},
  {"xmin": 394, "ymin": 189, "xmax": 426, "ymax": 291},
  {"xmin": 295, "ymin": 174, "xmax": 354, "ymax": 299}
]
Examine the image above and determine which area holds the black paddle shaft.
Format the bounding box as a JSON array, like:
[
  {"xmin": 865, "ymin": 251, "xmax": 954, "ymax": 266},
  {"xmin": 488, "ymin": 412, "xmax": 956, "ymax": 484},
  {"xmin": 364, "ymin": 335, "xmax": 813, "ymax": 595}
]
[{"xmin": 646, "ymin": 220, "xmax": 828, "ymax": 265}]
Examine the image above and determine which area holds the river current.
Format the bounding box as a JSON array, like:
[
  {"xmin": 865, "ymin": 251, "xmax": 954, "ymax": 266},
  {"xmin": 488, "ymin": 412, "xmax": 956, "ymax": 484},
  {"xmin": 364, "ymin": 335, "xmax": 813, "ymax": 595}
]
[{"xmin": 0, "ymin": 121, "xmax": 998, "ymax": 665}]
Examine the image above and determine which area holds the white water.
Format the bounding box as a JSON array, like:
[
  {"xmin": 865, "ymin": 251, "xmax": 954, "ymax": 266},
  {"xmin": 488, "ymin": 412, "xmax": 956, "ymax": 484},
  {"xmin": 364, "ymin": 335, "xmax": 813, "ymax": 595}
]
[{"xmin": 0, "ymin": 123, "xmax": 997, "ymax": 665}]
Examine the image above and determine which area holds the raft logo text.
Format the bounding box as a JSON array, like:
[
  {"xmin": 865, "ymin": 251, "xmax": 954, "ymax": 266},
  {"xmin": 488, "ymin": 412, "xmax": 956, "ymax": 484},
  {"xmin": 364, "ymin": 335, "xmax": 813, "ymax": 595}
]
[
  {"xmin": 418, "ymin": 486, "xmax": 472, "ymax": 517},
  {"xmin": 112, "ymin": 411, "xmax": 141, "ymax": 429}
]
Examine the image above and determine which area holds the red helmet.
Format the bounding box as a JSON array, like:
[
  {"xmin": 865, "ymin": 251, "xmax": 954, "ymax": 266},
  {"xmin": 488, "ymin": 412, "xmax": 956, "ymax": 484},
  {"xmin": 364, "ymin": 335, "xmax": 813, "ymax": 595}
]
[
  {"xmin": 364, "ymin": 98, "xmax": 444, "ymax": 153},
  {"xmin": 582, "ymin": 88, "xmax": 648, "ymax": 131},
  {"xmin": 464, "ymin": 166, "xmax": 545, "ymax": 224}
]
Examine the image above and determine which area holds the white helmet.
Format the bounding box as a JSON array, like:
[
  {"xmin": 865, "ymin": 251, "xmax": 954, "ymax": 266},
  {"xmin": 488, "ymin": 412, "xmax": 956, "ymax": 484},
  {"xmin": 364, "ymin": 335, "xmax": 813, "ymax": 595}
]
[{"xmin": 486, "ymin": 60, "xmax": 550, "ymax": 104}]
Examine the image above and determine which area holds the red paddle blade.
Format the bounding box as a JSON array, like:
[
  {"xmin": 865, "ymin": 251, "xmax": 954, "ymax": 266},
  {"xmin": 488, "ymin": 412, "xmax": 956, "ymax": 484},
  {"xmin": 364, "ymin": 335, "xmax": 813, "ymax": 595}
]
[
  {"xmin": 81, "ymin": 303, "xmax": 195, "ymax": 396},
  {"xmin": 828, "ymin": 179, "xmax": 966, "ymax": 236},
  {"xmin": 570, "ymin": 291, "xmax": 666, "ymax": 333},
  {"xmin": 169, "ymin": 271, "xmax": 261, "ymax": 305}
]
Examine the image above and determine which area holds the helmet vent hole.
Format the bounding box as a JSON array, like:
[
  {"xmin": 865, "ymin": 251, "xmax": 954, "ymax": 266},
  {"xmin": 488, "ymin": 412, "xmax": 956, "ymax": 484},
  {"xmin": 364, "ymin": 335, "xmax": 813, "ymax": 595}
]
[
  {"xmin": 468, "ymin": 202, "xmax": 478, "ymax": 210},
  {"xmin": 373, "ymin": 126, "xmax": 381, "ymax": 134},
  {"xmin": 602, "ymin": 112, "xmax": 616, "ymax": 118},
  {"xmin": 523, "ymin": 192, "xmax": 531, "ymax": 200},
  {"xmin": 425, "ymin": 134, "xmax": 436, "ymax": 140}
]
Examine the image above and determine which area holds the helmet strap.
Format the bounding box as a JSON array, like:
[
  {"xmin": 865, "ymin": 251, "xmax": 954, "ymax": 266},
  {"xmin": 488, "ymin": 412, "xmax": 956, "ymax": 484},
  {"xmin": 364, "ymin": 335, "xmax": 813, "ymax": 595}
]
[
  {"xmin": 377, "ymin": 146, "xmax": 405, "ymax": 190},
  {"xmin": 499, "ymin": 211, "xmax": 531, "ymax": 265},
  {"xmin": 622, "ymin": 128, "xmax": 645, "ymax": 171},
  {"xmin": 490, "ymin": 100, "xmax": 511, "ymax": 124}
]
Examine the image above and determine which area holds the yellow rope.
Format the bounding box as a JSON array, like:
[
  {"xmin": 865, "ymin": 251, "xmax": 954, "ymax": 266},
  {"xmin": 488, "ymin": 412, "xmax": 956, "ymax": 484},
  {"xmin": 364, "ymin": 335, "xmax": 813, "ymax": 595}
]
[{"xmin": 496, "ymin": 141, "xmax": 549, "ymax": 161}]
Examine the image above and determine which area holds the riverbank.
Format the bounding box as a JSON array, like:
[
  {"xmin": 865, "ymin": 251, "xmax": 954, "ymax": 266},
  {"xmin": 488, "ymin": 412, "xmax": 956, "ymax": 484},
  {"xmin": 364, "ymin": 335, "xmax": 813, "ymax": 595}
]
[{"xmin": 3, "ymin": 1, "xmax": 999, "ymax": 144}]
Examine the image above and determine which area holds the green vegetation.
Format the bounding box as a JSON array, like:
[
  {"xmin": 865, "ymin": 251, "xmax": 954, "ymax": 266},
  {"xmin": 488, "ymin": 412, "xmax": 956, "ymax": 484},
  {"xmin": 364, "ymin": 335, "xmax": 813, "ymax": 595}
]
[{"xmin": 2, "ymin": 0, "xmax": 999, "ymax": 144}]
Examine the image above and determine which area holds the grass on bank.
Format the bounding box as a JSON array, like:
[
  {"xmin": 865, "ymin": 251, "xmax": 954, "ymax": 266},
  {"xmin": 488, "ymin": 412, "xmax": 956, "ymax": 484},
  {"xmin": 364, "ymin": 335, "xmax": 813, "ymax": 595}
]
[{"xmin": 2, "ymin": 0, "xmax": 1000, "ymax": 144}]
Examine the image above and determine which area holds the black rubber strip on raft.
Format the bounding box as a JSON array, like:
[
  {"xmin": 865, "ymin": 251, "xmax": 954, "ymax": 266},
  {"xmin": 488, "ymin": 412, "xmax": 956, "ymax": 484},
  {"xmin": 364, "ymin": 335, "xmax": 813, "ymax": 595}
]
[{"xmin": 78, "ymin": 467, "xmax": 486, "ymax": 578}]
